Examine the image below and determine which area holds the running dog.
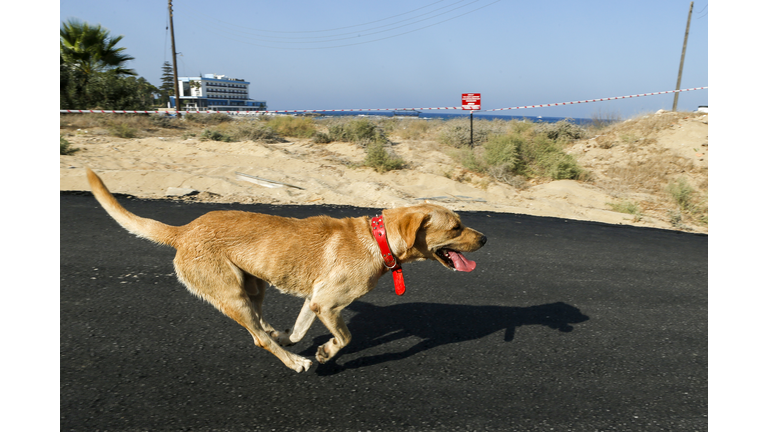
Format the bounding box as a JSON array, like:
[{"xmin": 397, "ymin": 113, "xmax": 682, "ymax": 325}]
[{"xmin": 86, "ymin": 168, "xmax": 486, "ymax": 372}]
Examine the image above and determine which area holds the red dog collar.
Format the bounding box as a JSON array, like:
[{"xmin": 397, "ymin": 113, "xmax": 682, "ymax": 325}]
[{"xmin": 371, "ymin": 215, "xmax": 406, "ymax": 295}]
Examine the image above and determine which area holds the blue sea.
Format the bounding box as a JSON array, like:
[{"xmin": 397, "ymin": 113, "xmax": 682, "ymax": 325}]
[{"xmin": 318, "ymin": 111, "xmax": 594, "ymax": 125}]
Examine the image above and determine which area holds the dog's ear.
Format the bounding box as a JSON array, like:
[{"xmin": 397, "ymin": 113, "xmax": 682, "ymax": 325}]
[
  {"xmin": 383, "ymin": 208, "xmax": 428, "ymax": 251},
  {"xmin": 400, "ymin": 211, "xmax": 427, "ymax": 249}
]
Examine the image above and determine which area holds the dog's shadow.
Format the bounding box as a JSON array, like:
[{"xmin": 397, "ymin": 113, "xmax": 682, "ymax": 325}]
[{"xmin": 302, "ymin": 301, "xmax": 589, "ymax": 375}]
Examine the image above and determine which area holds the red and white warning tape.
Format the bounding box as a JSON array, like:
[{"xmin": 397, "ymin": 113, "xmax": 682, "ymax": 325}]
[
  {"xmin": 58, "ymin": 86, "xmax": 707, "ymax": 115},
  {"xmin": 59, "ymin": 109, "xmax": 165, "ymax": 114},
  {"xmin": 267, "ymin": 106, "xmax": 461, "ymax": 114},
  {"xmin": 484, "ymin": 87, "xmax": 708, "ymax": 112},
  {"xmin": 58, "ymin": 107, "xmax": 461, "ymax": 115}
]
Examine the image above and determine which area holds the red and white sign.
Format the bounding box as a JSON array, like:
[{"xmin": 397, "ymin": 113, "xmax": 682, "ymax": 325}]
[{"xmin": 462, "ymin": 93, "xmax": 481, "ymax": 110}]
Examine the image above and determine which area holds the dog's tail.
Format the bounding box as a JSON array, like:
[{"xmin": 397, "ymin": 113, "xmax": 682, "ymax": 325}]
[{"xmin": 86, "ymin": 168, "xmax": 179, "ymax": 247}]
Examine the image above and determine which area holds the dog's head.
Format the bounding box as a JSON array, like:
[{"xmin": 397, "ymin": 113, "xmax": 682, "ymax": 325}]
[{"xmin": 382, "ymin": 204, "xmax": 486, "ymax": 272}]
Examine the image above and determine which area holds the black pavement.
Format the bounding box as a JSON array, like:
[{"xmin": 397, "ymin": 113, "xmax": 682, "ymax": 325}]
[{"xmin": 60, "ymin": 192, "xmax": 707, "ymax": 431}]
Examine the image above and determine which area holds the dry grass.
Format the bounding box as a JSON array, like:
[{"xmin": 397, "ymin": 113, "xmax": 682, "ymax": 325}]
[
  {"xmin": 572, "ymin": 110, "xmax": 708, "ymax": 229},
  {"xmin": 60, "ymin": 113, "xmax": 187, "ymax": 137},
  {"xmin": 387, "ymin": 118, "xmax": 433, "ymax": 140},
  {"xmin": 603, "ymin": 151, "xmax": 695, "ymax": 194}
]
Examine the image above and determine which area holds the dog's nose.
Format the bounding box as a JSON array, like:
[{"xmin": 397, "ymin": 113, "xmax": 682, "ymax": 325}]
[{"xmin": 479, "ymin": 235, "xmax": 487, "ymax": 246}]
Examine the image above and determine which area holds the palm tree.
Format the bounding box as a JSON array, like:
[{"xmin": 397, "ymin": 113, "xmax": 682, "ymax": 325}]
[{"xmin": 60, "ymin": 19, "xmax": 137, "ymax": 104}]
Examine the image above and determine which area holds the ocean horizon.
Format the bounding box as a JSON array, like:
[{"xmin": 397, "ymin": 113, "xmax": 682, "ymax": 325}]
[{"xmin": 318, "ymin": 111, "xmax": 594, "ymax": 125}]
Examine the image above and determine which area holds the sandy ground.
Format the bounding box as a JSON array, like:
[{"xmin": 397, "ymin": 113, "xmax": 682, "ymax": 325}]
[{"xmin": 60, "ymin": 113, "xmax": 707, "ymax": 233}]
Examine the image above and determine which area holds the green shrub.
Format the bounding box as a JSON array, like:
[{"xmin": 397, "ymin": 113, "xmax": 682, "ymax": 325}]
[
  {"xmin": 364, "ymin": 142, "xmax": 405, "ymax": 173},
  {"xmin": 508, "ymin": 120, "xmax": 536, "ymax": 135},
  {"xmin": 312, "ymin": 132, "xmax": 332, "ymax": 144},
  {"xmin": 328, "ymin": 118, "xmax": 388, "ymax": 145},
  {"xmin": 199, "ymin": 128, "xmax": 233, "ymax": 142},
  {"xmin": 452, "ymin": 147, "xmax": 486, "ymax": 173},
  {"xmin": 214, "ymin": 120, "xmax": 285, "ymax": 144},
  {"xmin": 533, "ymin": 120, "xmax": 587, "ymax": 142},
  {"xmin": 667, "ymin": 177, "xmax": 696, "ymax": 211},
  {"xmin": 108, "ymin": 122, "xmax": 137, "ymax": 138},
  {"xmin": 184, "ymin": 113, "xmax": 231, "ymax": 125},
  {"xmin": 609, "ymin": 200, "xmax": 642, "ymax": 219},
  {"xmin": 516, "ymin": 134, "xmax": 584, "ymax": 180},
  {"xmin": 227, "ymin": 122, "xmax": 284, "ymax": 143},
  {"xmin": 265, "ymin": 116, "xmax": 316, "ymax": 138},
  {"xmin": 439, "ymin": 123, "xmax": 475, "ymax": 147},
  {"xmin": 438, "ymin": 122, "xmax": 493, "ymax": 148},
  {"xmin": 148, "ymin": 114, "xmax": 174, "ymax": 128},
  {"xmin": 667, "ymin": 177, "xmax": 707, "ymax": 226},
  {"xmin": 438, "ymin": 118, "xmax": 509, "ymax": 147},
  {"xmin": 60, "ymin": 136, "xmax": 79, "ymax": 155},
  {"xmin": 451, "ymin": 128, "xmax": 586, "ymax": 184},
  {"xmin": 483, "ymin": 134, "xmax": 522, "ymax": 172}
]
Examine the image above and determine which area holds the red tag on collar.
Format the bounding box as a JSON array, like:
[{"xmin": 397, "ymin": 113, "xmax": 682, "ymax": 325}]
[{"xmin": 371, "ymin": 215, "xmax": 406, "ymax": 295}]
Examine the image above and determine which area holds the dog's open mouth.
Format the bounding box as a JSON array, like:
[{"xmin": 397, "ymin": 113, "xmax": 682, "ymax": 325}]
[{"xmin": 436, "ymin": 248, "xmax": 477, "ymax": 272}]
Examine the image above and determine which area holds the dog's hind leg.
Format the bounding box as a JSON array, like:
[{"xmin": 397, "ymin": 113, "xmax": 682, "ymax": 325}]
[
  {"xmin": 243, "ymin": 274, "xmax": 284, "ymax": 341},
  {"xmin": 174, "ymin": 255, "xmax": 312, "ymax": 373}
]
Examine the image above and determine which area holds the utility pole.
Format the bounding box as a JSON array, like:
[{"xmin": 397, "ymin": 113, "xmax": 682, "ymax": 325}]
[
  {"xmin": 168, "ymin": 0, "xmax": 181, "ymax": 116},
  {"xmin": 672, "ymin": 1, "xmax": 694, "ymax": 112}
]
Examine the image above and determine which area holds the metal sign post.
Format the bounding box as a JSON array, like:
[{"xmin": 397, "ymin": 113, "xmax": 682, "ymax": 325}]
[
  {"xmin": 470, "ymin": 110, "xmax": 474, "ymax": 146},
  {"xmin": 462, "ymin": 93, "xmax": 481, "ymax": 146}
]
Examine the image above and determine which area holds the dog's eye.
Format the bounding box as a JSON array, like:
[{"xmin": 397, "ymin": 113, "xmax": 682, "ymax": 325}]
[{"xmin": 452, "ymin": 225, "xmax": 462, "ymax": 231}]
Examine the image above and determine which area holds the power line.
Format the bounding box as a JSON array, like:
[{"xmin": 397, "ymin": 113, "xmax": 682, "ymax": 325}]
[
  {"xmin": 184, "ymin": 0, "xmax": 453, "ymax": 35},
  {"xmin": 181, "ymin": 0, "xmax": 484, "ymax": 44},
  {"xmin": 696, "ymin": 3, "xmax": 707, "ymax": 18},
  {"xmin": 182, "ymin": 0, "xmax": 478, "ymax": 42},
  {"xmin": 175, "ymin": 1, "xmax": 500, "ymax": 49}
]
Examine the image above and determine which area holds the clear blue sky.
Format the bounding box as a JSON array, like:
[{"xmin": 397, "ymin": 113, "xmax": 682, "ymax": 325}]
[{"xmin": 59, "ymin": 0, "xmax": 708, "ymax": 118}]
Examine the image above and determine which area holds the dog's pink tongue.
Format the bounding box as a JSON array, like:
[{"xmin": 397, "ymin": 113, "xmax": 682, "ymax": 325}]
[{"xmin": 448, "ymin": 251, "xmax": 476, "ymax": 272}]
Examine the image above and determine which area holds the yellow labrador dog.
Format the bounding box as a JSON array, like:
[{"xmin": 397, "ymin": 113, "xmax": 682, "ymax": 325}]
[{"xmin": 86, "ymin": 168, "xmax": 486, "ymax": 372}]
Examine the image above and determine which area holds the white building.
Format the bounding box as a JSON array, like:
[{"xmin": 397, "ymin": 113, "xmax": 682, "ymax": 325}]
[{"xmin": 170, "ymin": 74, "xmax": 267, "ymax": 112}]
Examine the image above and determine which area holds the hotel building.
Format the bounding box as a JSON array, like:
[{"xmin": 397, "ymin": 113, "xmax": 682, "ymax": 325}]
[{"xmin": 170, "ymin": 74, "xmax": 267, "ymax": 112}]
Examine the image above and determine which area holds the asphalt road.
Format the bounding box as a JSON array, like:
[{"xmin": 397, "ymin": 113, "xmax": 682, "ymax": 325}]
[{"xmin": 60, "ymin": 192, "xmax": 707, "ymax": 431}]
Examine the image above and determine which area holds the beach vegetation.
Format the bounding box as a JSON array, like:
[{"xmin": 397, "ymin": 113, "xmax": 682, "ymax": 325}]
[
  {"xmin": 388, "ymin": 119, "xmax": 432, "ymax": 140},
  {"xmin": 225, "ymin": 122, "xmax": 285, "ymax": 143},
  {"xmin": 60, "ymin": 136, "xmax": 79, "ymax": 155},
  {"xmin": 533, "ymin": 119, "xmax": 587, "ymax": 142},
  {"xmin": 363, "ymin": 142, "xmax": 405, "ymax": 173},
  {"xmin": 450, "ymin": 126, "xmax": 586, "ymax": 186},
  {"xmin": 608, "ymin": 200, "xmax": 643, "ymax": 221},
  {"xmin": 199, "ymin": 128, "xmax": 233, "ymax": 142},
  {"xmin": 184, "ymin": 113, "xmax": 231, "ymax": 125},
  {"xmin": 108, "ymin": 122, "xmax": 137, "ymax": 138},
  {"xmin": 667, "ymin": 176, "xmax": 707, "ymax": 225},
  {"xmin": 437, "ymin": 118, "xmax": 507, "ymax": 147},
  {"xmin": 588, "ymin": 108, "xmax": 623, "ymax": 130},
  {"xmin": 327, "ymin": 118, "xmax": 389, "ymax": 146},
  {"xmin": 312, "ymin": 132, "xmax": 333, "ymax": 144},
  {"xmin": 264, "ymin": 116, "xmax": 316, "ymax": 138}
]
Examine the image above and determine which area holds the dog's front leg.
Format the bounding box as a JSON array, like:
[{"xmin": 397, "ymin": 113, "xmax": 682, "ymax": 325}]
[
  {"xmin": 273, "ymin": 298, "xmax": 317, "ymax": 346},
  {"xmin": 311, "ymin": 301, "xmax": 352, "ymax": 364}
]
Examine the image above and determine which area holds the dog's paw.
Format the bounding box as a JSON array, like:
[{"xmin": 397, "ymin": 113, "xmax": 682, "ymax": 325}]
[
  {"xmin": 292, "ymin": 356, "xmax": 312, "ymax": 373},
  {"xmin": 316, "ymin": 345, "xmax": 332, "ymax": 364},
  {"xmin": 269, "ymin": 330, "xmax": 295, "ymax": 346}
]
